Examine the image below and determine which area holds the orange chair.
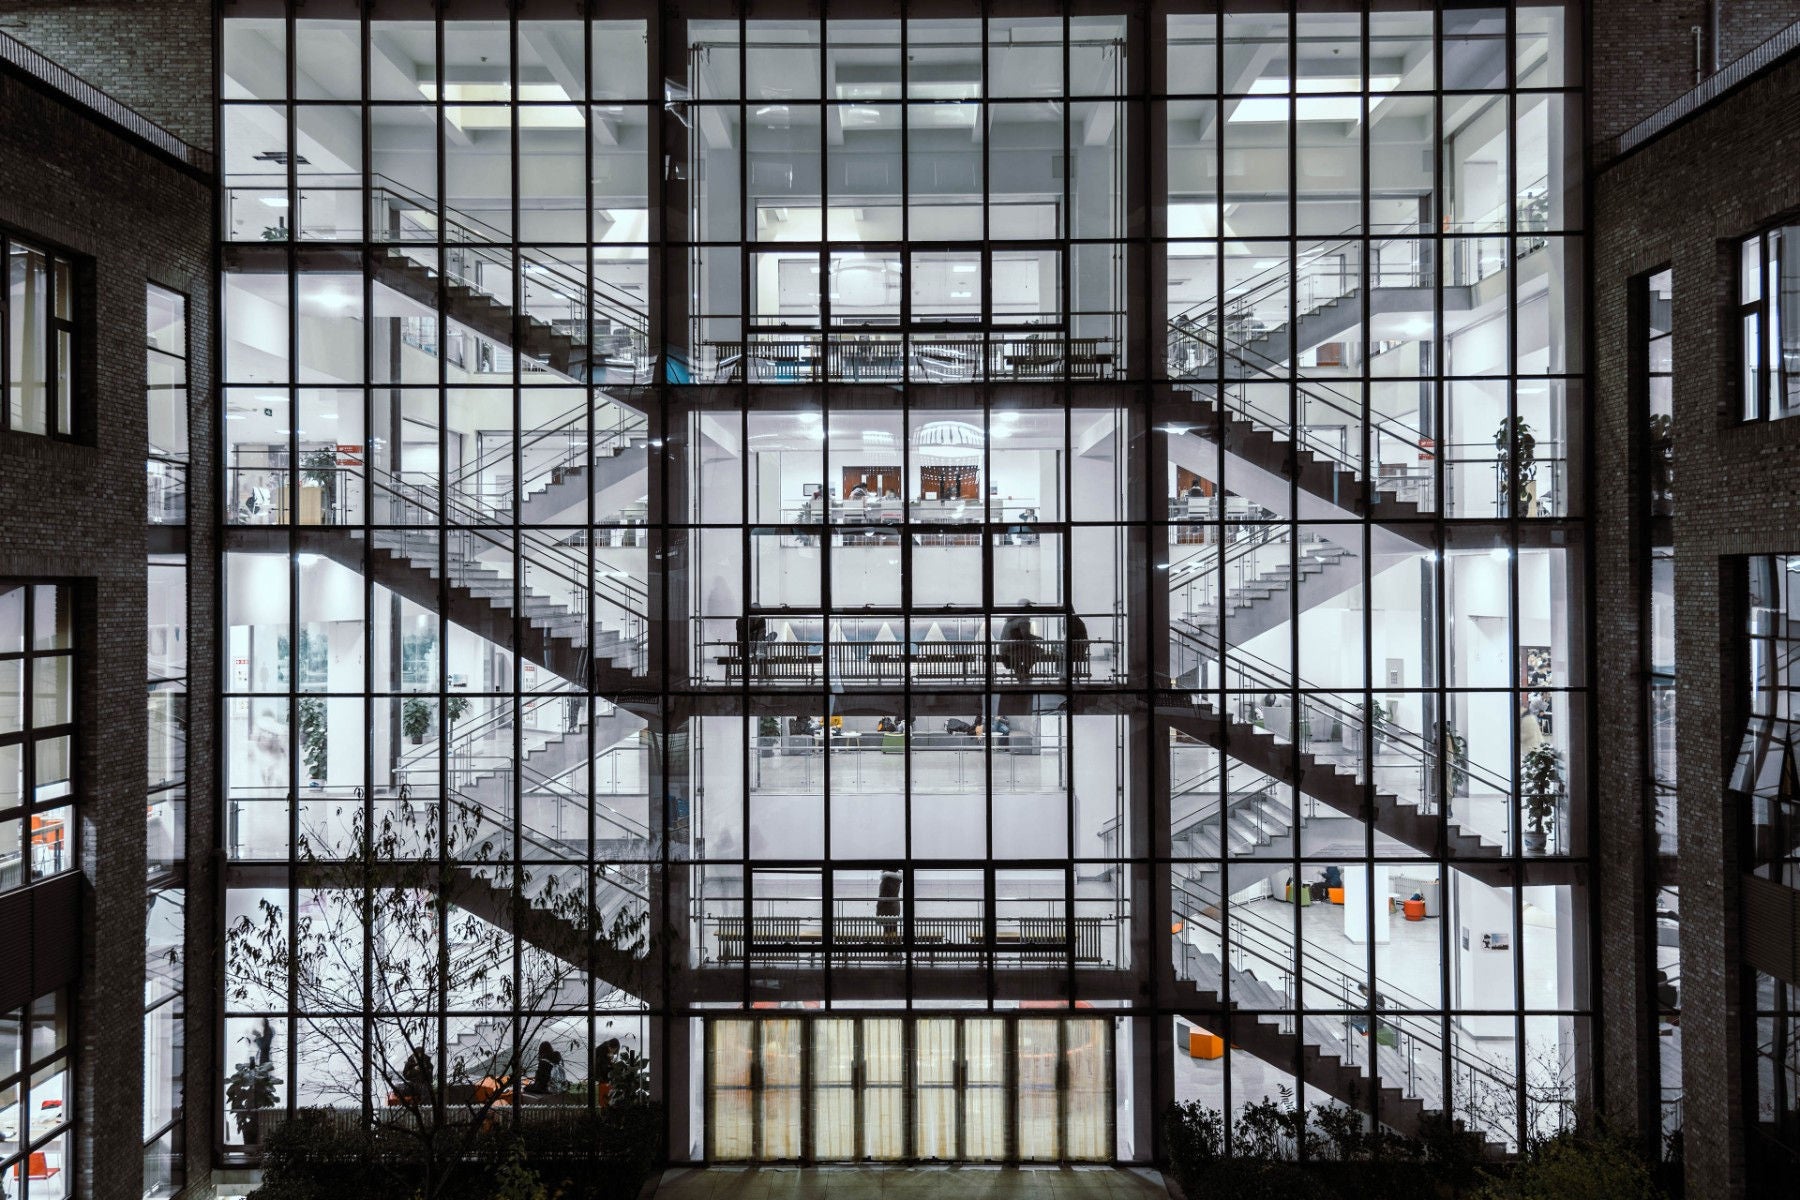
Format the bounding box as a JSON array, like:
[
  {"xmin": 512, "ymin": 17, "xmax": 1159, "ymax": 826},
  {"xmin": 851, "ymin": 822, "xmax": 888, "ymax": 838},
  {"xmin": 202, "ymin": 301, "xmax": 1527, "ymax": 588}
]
[
  {"xmin": 1403, "ymin": 899, "xmax": 1427, "ymax": 921},
  {"xmin": 1187, "ymin": 1030, "xmax": 1224, "ymax": 1060},
  {"xmin": 28, "ymin": 1152, "xmax": 60, "ymax": 1180}
]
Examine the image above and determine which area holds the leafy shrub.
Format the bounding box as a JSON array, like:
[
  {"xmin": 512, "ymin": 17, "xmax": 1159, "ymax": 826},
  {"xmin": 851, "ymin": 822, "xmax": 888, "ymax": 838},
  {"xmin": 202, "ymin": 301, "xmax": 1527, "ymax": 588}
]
[{"xmin": 1476, "ymin": 1130, "xmax": 1663, "ymax": 1200}]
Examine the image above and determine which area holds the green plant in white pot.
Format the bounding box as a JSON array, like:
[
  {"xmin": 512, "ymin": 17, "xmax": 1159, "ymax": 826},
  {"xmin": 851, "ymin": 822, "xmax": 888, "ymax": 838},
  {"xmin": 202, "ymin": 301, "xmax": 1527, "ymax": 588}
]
[
  {"xmin": 402, "ymin": 696, "xmax": 434, "ymax": 745},
  {"xmin": 1520, "ymin": 741, "xmax": 1564, "ymax": 853}
]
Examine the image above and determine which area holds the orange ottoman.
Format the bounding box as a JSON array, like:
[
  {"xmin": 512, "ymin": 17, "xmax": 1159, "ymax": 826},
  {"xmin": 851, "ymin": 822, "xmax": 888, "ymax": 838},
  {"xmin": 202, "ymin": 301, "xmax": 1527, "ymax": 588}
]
[
  {"xmin": 1403, "ymin": 899, "xmax": 1426, "ymax": 921},
  {"xmin": 1187, "ymin": 1030, "xmax": 1224, "ymax": 1060},
  {"xmin": 1328, "ymin": 887, "xmax": 1345, "ymax": 905}
]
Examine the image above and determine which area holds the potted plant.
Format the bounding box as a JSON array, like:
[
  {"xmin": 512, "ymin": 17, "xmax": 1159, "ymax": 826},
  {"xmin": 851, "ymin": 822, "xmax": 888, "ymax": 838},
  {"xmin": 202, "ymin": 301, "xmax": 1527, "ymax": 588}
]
[
  {"xmin": 607, "ymin": 1047, "xmax": 652, "ymax": 1107},
  {"xmin": 298, "ymin": 696, "xmax": 326, "ymax": 784},
  {"xmin": 757, "ymin": 715, "xmax": 781, "ymax": 757},
  {"xmin": 299, "ymin": 448, "xmax": 340, "ymax": 525},
  {"xmin": 402, "ymin": 697, "xmax": 434, "ymax": 745},
  {"xmin": 1441, "ymin": 721, "xmax": 1470, "ymax": 796},
  {"xmin": 1521, "ymin": 742, "xmax": 1564, "ymax": 854},
  {"xmin": 443, "ymin": 694, "xmax": 471, "ymax": 727},
  {"xmin": 1494, "ymin": 415, "xmax": 1539, "ymax": 517},
  {"xmin": 225, "ymin": 1056, "xmax": 281, "ymax": 1143},
  {"xmin": 1362, "ymin": 701, "xmax": 1391, "ymax": 753},
  {"xmin": 1647, "ymin": 411, "xmax": 1674, "ymax": 515}
]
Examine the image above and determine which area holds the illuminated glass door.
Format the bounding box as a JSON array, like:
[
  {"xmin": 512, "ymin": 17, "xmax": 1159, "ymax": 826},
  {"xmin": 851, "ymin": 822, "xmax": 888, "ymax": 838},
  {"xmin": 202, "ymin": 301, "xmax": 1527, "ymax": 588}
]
[{"xmin": 709, "ymin": 1015, "xmax": 1110, "ymax": 1163}]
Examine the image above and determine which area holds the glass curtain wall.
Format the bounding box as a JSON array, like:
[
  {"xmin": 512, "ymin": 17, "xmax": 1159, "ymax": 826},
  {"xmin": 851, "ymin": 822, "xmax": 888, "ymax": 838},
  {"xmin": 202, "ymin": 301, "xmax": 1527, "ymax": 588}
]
[
  {"xmin": 1738, "ymin": 555, "xmax": 1800, "ymax": 1167},
  {"xmin": 219, "ymin": 0, "xmax": 655, "ymax": 1147},
  {"xmin": 145, "ymin": 285, "xmax": 190, "ymax": 1198},
  {"xmin": 0, "ymin": 583, "xmax": 74, "ymax": 895},
  {"xmin": 1159, "ymin": 5, "xmax": 1586, "ymax": 1154},
  {"xmin": 1636, "ymin": 268, "xmax": 1678, "ymax": 1147},
  {"xmin": 0, "ymin": 991, "xmax": 73, "ymax": 1200},
  {"xmin": 217, "ymin": 2, "xmax": 1585, "ymax": 1166}
]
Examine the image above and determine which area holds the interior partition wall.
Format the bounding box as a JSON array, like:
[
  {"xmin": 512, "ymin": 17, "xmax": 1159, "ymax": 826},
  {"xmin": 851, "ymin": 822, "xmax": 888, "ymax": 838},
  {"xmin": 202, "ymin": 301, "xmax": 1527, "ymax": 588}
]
[{"xmin": 216, "ymin": 1, "xmax": 1587, "ymax": 1166}]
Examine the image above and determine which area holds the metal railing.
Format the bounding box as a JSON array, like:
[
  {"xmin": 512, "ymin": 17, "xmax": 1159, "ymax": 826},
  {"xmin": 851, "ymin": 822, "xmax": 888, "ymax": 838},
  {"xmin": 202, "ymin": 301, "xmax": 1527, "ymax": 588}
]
[
  {"xmin": 690, "ymin": 334, "xmax": 1118, "ymax": 383},
  {"xmin": 749, "ymin": 732, "xmax": 1066, "ymax": 796},
  {"xmin": 706, "ymin": 908, "xmax": 1112, "ymax": 967},
  {"xmin": 0, "ymin": 29, "xmax": 212, "ymax": 171},
  {"xmin": 702, "ymin": 633, "xmax": 1117, "ymax": 686},
  {"xmin": 1613, "ymin": 16, "xmax": 1800, "ymax": 157}
]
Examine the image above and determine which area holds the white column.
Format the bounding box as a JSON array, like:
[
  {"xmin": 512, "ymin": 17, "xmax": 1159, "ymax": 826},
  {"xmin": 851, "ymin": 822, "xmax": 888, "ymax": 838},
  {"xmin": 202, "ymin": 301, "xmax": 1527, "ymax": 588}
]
[{"xmin": 1343, "ymin": 864, "xmax": 1391, "ymax": 944}]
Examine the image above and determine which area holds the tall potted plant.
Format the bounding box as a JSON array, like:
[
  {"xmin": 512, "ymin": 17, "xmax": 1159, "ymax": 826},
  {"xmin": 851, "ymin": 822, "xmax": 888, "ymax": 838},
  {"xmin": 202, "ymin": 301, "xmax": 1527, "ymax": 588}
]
[
  {"xmin": 225, "ymin": 1056, "xmax": 281, "ymax": 1144},
  {"xmin": 1520, "ymin": 742, "xmax": 1564, "ymax": 853},
  {"xmin": 297, "ymin": 696, "xmax": 327, "ymax": 784},
  {"xmin": 1494, "ymin": 415, "xmax": 1539, "ymax": 517}
]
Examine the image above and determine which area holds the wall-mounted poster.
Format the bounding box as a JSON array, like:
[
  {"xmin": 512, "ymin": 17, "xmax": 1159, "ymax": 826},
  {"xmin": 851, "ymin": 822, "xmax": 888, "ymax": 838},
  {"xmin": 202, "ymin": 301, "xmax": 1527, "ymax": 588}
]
[{"xmin": 1521, "ymin": 646, "xmax": 1553, "ymax": 735}]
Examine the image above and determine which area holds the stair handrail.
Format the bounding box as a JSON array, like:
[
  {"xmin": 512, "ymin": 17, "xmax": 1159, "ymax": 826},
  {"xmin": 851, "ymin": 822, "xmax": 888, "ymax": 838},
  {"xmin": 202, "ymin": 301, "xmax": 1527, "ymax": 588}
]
[
  {"xmin": 368, "ymin": 465, "xmax": 649, "ymax": 636},
  {"xmin": 445, "ymin": 396, "xmax": 649, "ymax": 509},
  {"xmin": 392, "ymin": 692, "xmax": 567, "ymax": 779},
  {"xmin": 1183, "ymin": 332, "xmax": 1438, "ymax": 485},
  {"xmin": 513, "ymin": 749, "xmax": 653, "ymax": 846},
  {"xmin": 367, "ymin": 174, "xmax": 647, "ymax": 340},
  {"xmin": 1168, "ymin": 622, "xmax": 1511, "ymax": 803},
  {"xmin": 1167, "ymin": 221, "xmax": 1427, "ymax": 331},
  {"xmin": 451, "ymin": 789, "xmax": 651, "ymax": 911},
  {"xmin": 1166, "ymin": 519, "xmax": 1288, "ymax": 592},
  {"xmin": 1166, "ymin": 524, "xmax": 1347, "ymax": 604},
  {"xmin": 1168, "ymin": 875, "xmax": 1518, "ymax": 1135}
]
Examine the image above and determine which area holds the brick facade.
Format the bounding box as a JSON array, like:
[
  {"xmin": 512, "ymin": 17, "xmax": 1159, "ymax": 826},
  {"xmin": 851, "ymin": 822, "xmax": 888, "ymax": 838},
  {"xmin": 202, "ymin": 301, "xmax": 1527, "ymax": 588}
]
[
  {"xmin": 0, "ymin": 53, "xmax": 214, "ymax": 1200},
  {"xmin": 1589, "ymin": 0, "xmax": 1800, "ymax": 147},
  {"xmin": 1591, "ymin": 45, "xmax": 1800, "ymax": 1200},
  {"xmin": 0, "ymin": 0, "xmax": 214, "ymax": 153}
]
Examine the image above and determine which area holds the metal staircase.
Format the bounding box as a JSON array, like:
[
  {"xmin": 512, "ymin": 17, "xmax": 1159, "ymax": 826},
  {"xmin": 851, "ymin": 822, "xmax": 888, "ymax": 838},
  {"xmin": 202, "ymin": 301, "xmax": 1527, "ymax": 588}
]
[
  {"xmin": 398, "ymin": 695, "xmax": 654, "ymax": 998},
  {"xmin": 436, "ymin": 392, "xmax": 651, "ymax": 527},
  {"xmin": 309, "ymin": 468, "xmax": 649, "ymax": 691},
  {"xmin": 1168, "ymin": 525, "xmax": 1370, "ymax": 648},
  {"xmin": 1171, "ymin": 875, "xmax": 1513, "ymax": 1155},
  {"xmin": 370, "ymin": 178, "xmax": 652, "ymax": 387},
  {"xmin": 1165, "ymin": 627, "xmax": 1507, "ymax": 860}
]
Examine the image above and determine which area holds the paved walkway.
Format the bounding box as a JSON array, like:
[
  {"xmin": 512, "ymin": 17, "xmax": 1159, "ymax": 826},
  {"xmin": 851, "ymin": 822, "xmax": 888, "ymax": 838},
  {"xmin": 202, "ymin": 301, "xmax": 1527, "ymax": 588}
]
[{"xmin": 651, "ymin": 1165, "xmax": 1170, "ymax": 1199}]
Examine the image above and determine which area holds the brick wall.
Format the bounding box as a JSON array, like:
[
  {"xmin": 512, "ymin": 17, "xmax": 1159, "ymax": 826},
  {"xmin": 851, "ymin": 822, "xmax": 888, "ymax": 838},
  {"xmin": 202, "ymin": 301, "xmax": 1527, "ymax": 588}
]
[
  {"xmin": 1591, "ymin": 48, "xmax": 1800, "ymax": 1200},
  {"xmin": 0, "ymin": 62, "xmax": 214, "ymax": 1200},
  {"xmin": 1590, "ymin": 0, "xmax": 1800, "ymax": 148},
  {"xmin": 0, "ymin": 0, "xmax": 214, "ymax": 152}
]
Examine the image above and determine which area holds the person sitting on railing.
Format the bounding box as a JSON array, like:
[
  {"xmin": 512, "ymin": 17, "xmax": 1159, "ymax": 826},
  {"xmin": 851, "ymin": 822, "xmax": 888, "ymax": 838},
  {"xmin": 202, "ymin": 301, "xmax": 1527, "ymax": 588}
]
[
  {"xmin": 998, "ymin": 610, "xmax": 1041, "ymax": 681},
  {"xmin": 735, "ymin": 614, "xmax": 775, "ymax": 680},
  {"xmin": 524, "ymin": 1042, "xmax": 564, "ymax": 1097}
]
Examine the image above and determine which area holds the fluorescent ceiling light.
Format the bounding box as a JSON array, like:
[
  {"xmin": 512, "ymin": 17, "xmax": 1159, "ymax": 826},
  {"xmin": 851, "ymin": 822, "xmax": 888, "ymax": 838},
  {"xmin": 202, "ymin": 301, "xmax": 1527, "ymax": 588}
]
[
  {"xmin": 1227, "ymin": 75, "xmax": 1400, "ymax": 124},
  {"xmin": 420, "ymin": 83, "xmax": 571, "ymax": 103},
  {"xmin": 258, "ymin": 196, "xmax": 290, "ymax": 208}
]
